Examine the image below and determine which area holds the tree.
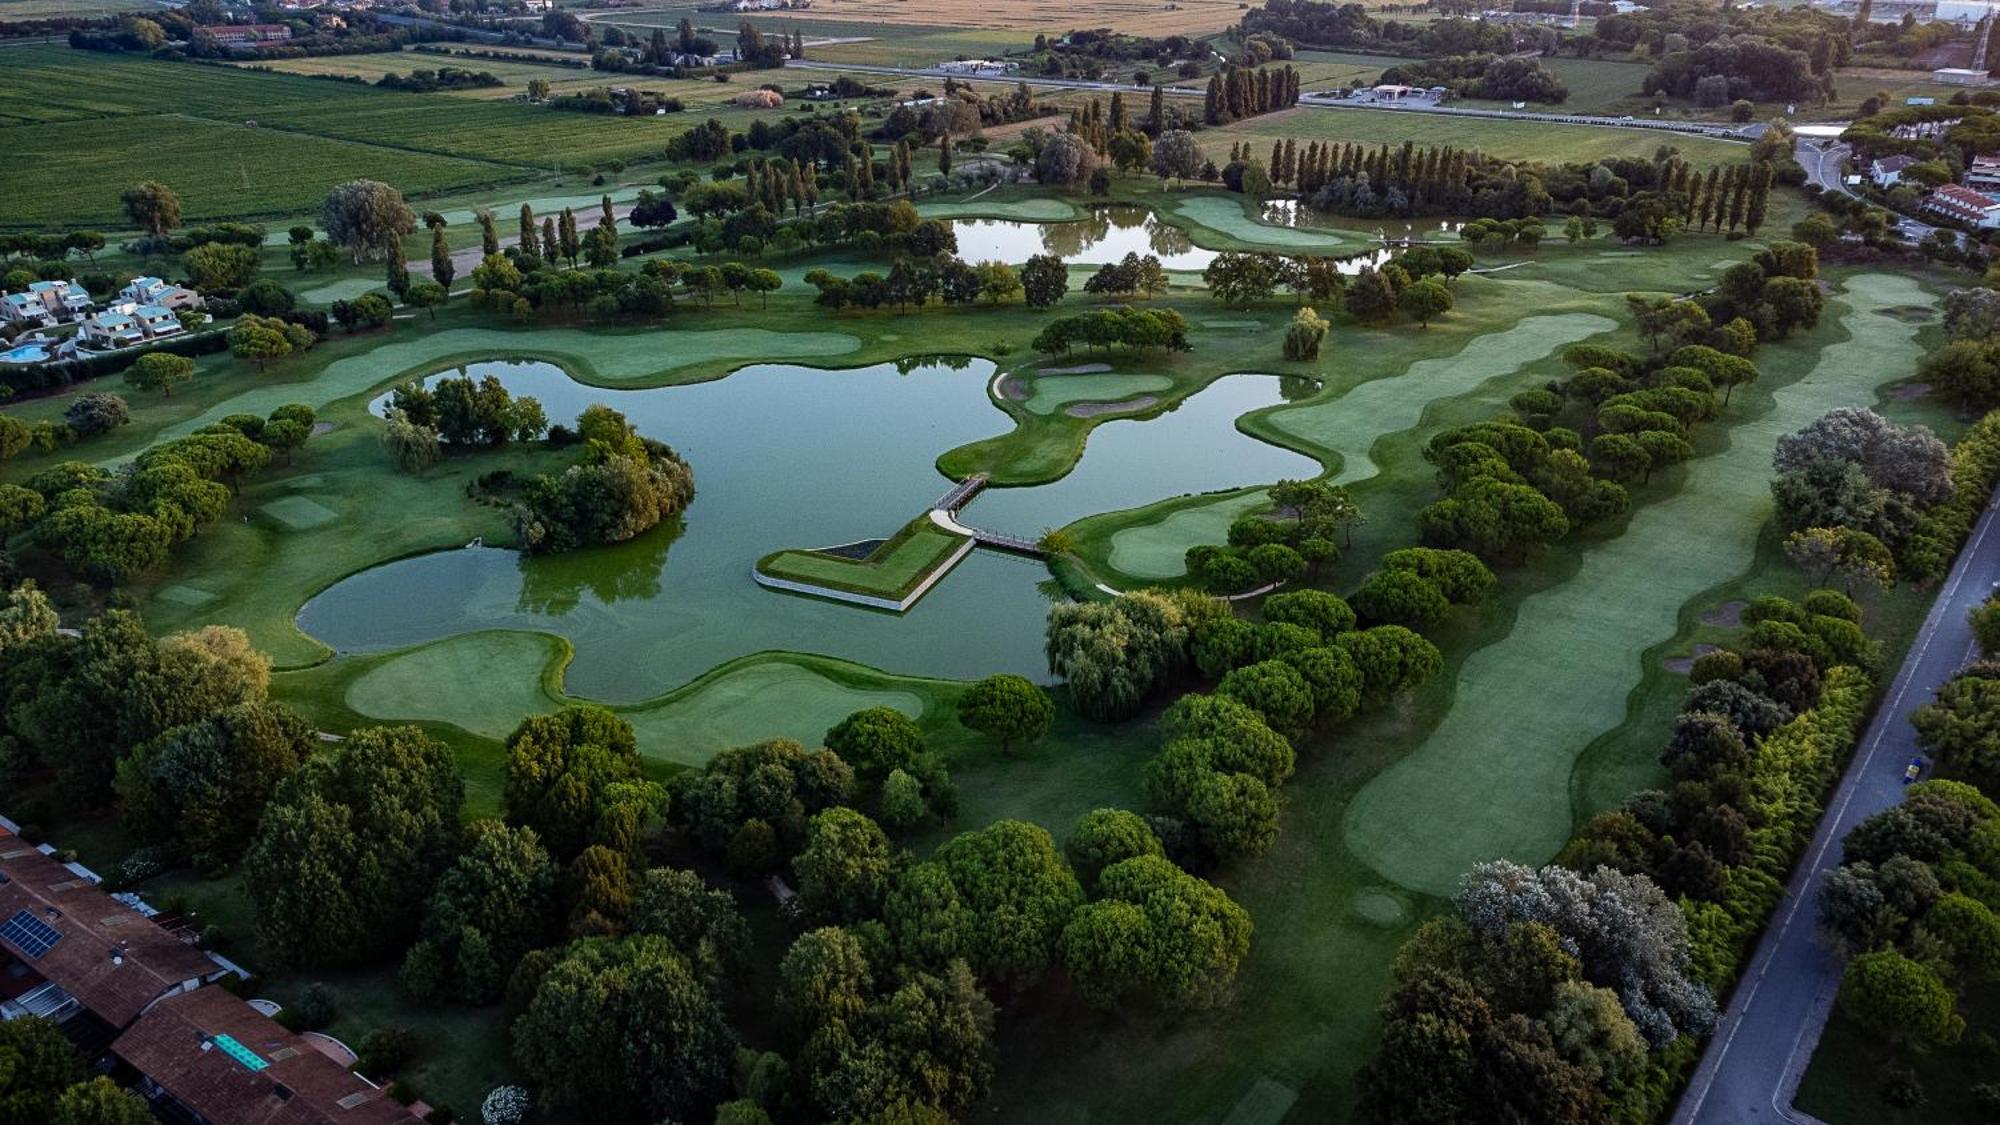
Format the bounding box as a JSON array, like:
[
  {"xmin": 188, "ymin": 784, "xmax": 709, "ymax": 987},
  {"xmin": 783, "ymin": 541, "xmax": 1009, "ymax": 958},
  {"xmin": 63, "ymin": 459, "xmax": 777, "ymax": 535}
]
[
  {"xmin": 1152, "ymin": 129, "xmax": 1203, "ymax": 185},
  {"xmin": 229, "ymin": 314, "xmax": 311, "ymax": 371},
  {"xmin": 1065, "ymin": 808, "xmax": 1163, "ymax": 890},
  {"xmin": 406, "ymin": 279, "xmax": 447, "ymax": 320},
  {"xmin": 976, "ymin": 261, "xmax": 1022, "ymax": 304},
  {"xmin": 957, "ymin": 674, "xmax": 1053, "ymax": 752},
  {"xmin": 319, "ymin": 180, "xmax": 417, "ymax": 262},
  {"xmin": 121, "ymin": 181, "xmax": 181, "ymax": 238},
  {"xmin": 114, "ymin": 700, "xmax": 315, "ymax": 865},
  {"xmin": 1062, "ymin": 855, "xmax": 1251, "ymax": 1009},
  {"xmin": 183, "ymin": 241, "xmax": 260, "ymax": 291},
  {"xmin": 1837, "ymin": 949, "xmax": 1964, "ymax": 1048},
  {"xmin": 1021, "ymin": 253, "xmax": 1069, "ymax": 308},
  {"xmin": 1352, "ymin": 567, "xmax": 1451, "ymax": 628},
  {"xmin": 795, "ymin": 806, "xmax": 894, "ymax": 924},
  {"xmin": 512, "ymin": 935, "xmax": 736, "ymax": 1124},
  {"xmin": 1283, "ymin": 305, "xmax": 1329, "ymax": 360},
  {"xmin": 63, "ymin": 393, "xmax": 129, "ymax": 438},
  {"xmin": 401, "ymin": 820, "xmax": 557, "ymax": 1005},
  {"xmin": 825, "ymin": 706, "xmax": 924, "ymax": 780},
  {"xmin": 243, "ymin": 726, "xmax": 464, "ymax": 966},
  {"xmin": 1036, "ymin": 132, "xmax": 1099, "ymax": 185},
  {"xmin": 1216, "ymin": 659, "xmax": 1315, "ymax": 740},
  {"xmin": 0, "ymin": 1017, "xmax": 87, "ymax": 1123},
  {"xmin": 51, "ymin": 1077, "xmax": 153, "ymax": 1125},
  {"xmin": 502, "ymin": 706, "xmax": 644, "ymax": 861},
  {"xmin": 1913, "ymin": 669, "xmax": 2000, "ymax": 780},
  {"xmin": 124, "ymin": 352, "xmax": 194, "ymax": 398},
  {"xmin": 381, "ymin": 409, "xmax": 441, "ymax": 473},
  {"xmin": 1400, "ymin": 276, "xmax": 1453, "ymax": 326},
  {"xmin": 890, "ymin": 819, "xmax": 1083, "ymax": 986}
]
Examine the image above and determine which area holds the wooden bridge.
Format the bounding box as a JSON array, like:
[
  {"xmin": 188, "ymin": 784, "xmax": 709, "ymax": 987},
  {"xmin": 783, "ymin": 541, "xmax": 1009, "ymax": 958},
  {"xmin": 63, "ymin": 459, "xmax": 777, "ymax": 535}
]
[
  {"xmin": 959, "ymin": 526, "xmax": 1044, "ymax": 556},
  {"xmin": 935, "ymin": 473, "xmax": 988, "ymax": 513}
]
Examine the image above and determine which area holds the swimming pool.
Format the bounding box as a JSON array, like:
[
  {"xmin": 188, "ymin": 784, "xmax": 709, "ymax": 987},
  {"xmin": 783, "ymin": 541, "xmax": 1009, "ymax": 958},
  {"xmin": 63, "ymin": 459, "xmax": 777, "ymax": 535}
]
[{"xmin": 0, "ymin": 344, "xmax": 50, "ymax": 364}]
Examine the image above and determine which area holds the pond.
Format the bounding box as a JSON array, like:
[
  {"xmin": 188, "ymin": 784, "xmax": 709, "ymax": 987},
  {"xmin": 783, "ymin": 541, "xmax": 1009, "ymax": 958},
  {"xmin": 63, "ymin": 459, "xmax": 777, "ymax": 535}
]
[
  {"xmin": 298, "ymin": 358, "xmax": 1317, "ymax": 702},
  {"xmin": 948, "ymin": 204, "xmax": 1399, "ymax": 274}
]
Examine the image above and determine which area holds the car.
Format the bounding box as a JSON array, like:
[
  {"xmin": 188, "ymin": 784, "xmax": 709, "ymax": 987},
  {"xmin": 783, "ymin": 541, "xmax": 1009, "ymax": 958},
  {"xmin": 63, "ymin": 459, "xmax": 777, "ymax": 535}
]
[{"xmin": 1903, "ymin": 757, "xmax": 1925, "ymax": 785}]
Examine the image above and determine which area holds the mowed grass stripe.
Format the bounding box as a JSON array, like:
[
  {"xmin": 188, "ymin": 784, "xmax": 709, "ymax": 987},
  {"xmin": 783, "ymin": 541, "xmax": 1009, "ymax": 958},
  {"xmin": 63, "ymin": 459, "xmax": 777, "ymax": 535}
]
[{"xmin": 1341, "ymin": 272, "xmax": 1931, "ymax": 895}]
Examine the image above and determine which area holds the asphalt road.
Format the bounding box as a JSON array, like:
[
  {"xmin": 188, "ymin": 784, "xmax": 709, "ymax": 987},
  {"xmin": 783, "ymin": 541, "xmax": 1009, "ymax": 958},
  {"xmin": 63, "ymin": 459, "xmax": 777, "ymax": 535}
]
[
  {"xmin": 1795, "ymin": 137, "xmax": 1940, "ymax": 243},
  {"xmin": 1673, "ymin": 483, "xmax": 2000, "ymax": 1125}
]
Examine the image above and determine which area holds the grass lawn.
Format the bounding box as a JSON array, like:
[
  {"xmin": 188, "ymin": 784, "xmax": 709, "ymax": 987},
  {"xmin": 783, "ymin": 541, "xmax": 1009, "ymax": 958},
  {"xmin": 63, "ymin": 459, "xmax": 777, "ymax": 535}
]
[
  {"xmin": 757, "ymin": 517, "xmax": 969, "ymax": 601},
  {"xmin": 1200, "ymin": 105, "xmax": 1754, "ymax": 167}
]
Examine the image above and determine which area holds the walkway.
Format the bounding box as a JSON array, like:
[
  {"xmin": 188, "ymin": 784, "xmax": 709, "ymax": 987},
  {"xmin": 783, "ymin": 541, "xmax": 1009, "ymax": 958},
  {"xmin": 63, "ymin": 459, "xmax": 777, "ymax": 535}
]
[{"xmin": 1674, "ymin": 497, "xmax": 2000, "ymax": 1125}]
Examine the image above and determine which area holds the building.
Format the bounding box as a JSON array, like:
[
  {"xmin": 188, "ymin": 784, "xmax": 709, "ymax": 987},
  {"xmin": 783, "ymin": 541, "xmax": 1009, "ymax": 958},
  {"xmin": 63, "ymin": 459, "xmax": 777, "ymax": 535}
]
[
  {"xmin": 1937, "ymin": 0, "xmax": 2000, "ymax": 23},
  {"xmin": 1871, "ymin": 154, "xmax": 1918, "ymax": 187},
  {"xmin": 1923, "ymin": 183, "xmax": 2000, "ymax": 227},
  {"xmin": 114, "ymin": 988, "xmax": 421, "ymax": 1124},
  {"xmin": 0, "ymin": 828, "xmax": 227, "ymax": 1030},
  {"xmin": 1968, "ymin": 153, "xmax": 2000, "ymax": 189},
  {"xmin": 79, "ymin": 302, "xmax": 185, "ymax": 349},
  {"xmin": 119, "ymin": 276, "xmax": 205, "ymax": 312},
  {"xmin": 1936, "ymin": 67, "xmax": 2000, "ymax": 86},
  {"xmin": 0, "ymin": 279, "xmax": 92, "ymax": 328},
  {"xmin": 205, "ymin": 23, "xmax": 294, "ymax": 44}
]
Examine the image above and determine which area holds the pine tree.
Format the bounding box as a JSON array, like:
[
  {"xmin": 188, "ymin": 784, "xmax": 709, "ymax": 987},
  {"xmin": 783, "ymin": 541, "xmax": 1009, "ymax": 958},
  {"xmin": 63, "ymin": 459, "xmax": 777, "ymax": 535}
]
[
  {"xmin": 558, "ymin": 208, "xmax": 579, "ymax": 267},
  {"xmin": 1148, "ymin": 84, "xmax": 1165, "ymax": 136},
  {"xmin": 1205, "ymin": 74, "xmax": 1222, "ymax": 125},
  {"xmin": 601, "ymin": 194, "xmax": 616, "ymax": 233},
  {"xmin": 430, "ymin": 225, "xmax": 455, "ymax": 291},
  {"xmin": 477, "ymin": 210, "xmax": 499, "ymax": 257},
  {"xmin": 518, "ymin": 205, "xmax": 535, "ymax": 254},
  {"xmin": 649, "ymin": 27, "xmax": 668, "ymax": 65},
  {"xmin": 1699, "ymin": 167, "xmax": 1722, "ymax": 231},
  {"xmin": 844, "ymin": 151, "xmax": 860, "ymax": 201},
  {"xmin": 541, "ymin": 217, "xmax": 558, "ymax": 263},
  {"xmin": 1110, "ymin": 90, "xmax": 1126, "ymax": 133},
  {"xmin": 939, "ymin": 133, "xmax": 953, "ymax": 176}
]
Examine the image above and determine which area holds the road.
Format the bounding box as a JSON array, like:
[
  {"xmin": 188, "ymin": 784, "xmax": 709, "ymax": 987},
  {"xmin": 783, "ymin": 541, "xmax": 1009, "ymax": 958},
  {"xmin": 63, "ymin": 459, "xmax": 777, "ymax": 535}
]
[
  {"xmin": 1673, "ymin": 482, "xmax": 2000, "ymax": 1125},
  {"xmin": 1795, "ymin": 136, "xmax": 1939, "ymax": 243},
  {"xmin": 782, "ymin": 60, "xmax": 1758, "ymax": 142}
]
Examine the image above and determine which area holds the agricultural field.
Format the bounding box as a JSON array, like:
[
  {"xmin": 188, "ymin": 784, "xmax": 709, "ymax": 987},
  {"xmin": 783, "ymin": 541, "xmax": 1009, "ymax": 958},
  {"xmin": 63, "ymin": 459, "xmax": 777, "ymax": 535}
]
[
  {"xmin": 227, "ymin": 51, "xmax": 608, "ymax": 101},
  {"xmin": 0, "ymin": 45, "xmax": 807, "ymax": 228},
  {"xmin": 583, "ymin": 0, "xmax": 1250, "ymax": 36}
]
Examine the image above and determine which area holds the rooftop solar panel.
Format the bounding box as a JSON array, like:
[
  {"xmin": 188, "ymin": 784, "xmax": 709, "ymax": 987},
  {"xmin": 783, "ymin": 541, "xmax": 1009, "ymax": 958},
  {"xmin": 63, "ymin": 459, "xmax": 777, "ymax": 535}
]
[{"xmin": 0, "ymin": 909, "xmax": 59, "ymax": 959}]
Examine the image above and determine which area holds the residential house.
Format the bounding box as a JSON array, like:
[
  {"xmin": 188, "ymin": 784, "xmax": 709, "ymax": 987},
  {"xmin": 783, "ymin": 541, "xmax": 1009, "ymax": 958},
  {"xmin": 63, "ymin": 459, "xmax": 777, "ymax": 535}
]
[
  {"xmin": 0, "ymin": 828, "xmax": 227, "ymax": 1031},
  {"xmin": 114, "ymin": 988, "xmax": 422, "ymax": 1124},
  {"xmin": 1967, "ymin": 153, "xmax": 2000, "ymax": 190},
  {"xmin": 1923, "ymin": 183, "xmax": 2000, "ymax": 228},
  {"xmin": 1870, "ymin": 154, "xmax": 1917, "ymax": 187},
  {"xmin": 79, "ymin": 302, "xmax": 185, "ymax": 350},
  {"xmin": 119, "ymin": 276, "xmax": 205, "ymax": 312},
  {"xmin": 1, "ymin": 279, "xmax": 93, "ymax": 328}
]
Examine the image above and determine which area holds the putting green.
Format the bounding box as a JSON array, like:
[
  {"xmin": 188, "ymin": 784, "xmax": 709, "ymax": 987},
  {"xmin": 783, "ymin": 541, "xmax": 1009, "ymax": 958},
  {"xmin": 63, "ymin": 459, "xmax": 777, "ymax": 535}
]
[
  {"xmin": 1342, "ymin": 273, "xmax": 1932, "ymax": 895},
  {"xmin": 622, "ymin": 659, "xmax": 927, "ymax": 766},
  {"xmin": 138, "ymin": 326, "xmax": 861, "ymax": 452},
  {"xmin": 346, "ymin": 631, "xmax": 563, "ymax": 741},
  {"xmin": 1023, "ymin": 373, "xmax": 1174, "ymax": 416},
  {"xmin": 1270, "ymin": 312, "xmax": 1617, "ymax": 485},
  {"xmin": 1107, "ymin": 490, "xmax": 1270, "ymax": 578},
  {"xmin": 918, "ymin": 198, "xmax": 1082, "ymax": 221},
  {"xmin": 1173, "ymin": 197, "xmax": 1359, "ymax": 251}
]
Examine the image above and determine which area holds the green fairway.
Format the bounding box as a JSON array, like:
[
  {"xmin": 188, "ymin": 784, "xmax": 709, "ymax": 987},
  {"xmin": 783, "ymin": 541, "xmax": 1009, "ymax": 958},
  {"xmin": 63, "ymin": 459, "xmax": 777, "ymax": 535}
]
[
  {"xmin": 1105, "ymin": 489, "xmax": 1270, "ymax": 578},
  {"xmin": 1201, "ymin": 106, "xmax": 1754, "ymax": 167},
  {"xmin": 1173, "ymin": 196, "xmax": 1370, "ymax": 251},
  {"xmin": 1021, "ymin": 372, "xmax": 1173, "ymax": 415},
  {"xmin": 918, "ymin": 198, "xmax": 1087, "ymax": 221},
  {"xmin": 345, "ymin": 631, "xmax": 566, "ymax": 741},
  {"xmin": 140, "ymin": 325, "xmax": 861, "ymax": 449},
  {"xmin": 1271, "ymin": 311, "xmax": 1619, "ymax": 484},
  {"xmin": 619, "ymin": 656, "xmax": 933, "ymax": 765},
  {"xmin": 1342, "ymin": 272, "xmax": 1933, "ymax": 895}
]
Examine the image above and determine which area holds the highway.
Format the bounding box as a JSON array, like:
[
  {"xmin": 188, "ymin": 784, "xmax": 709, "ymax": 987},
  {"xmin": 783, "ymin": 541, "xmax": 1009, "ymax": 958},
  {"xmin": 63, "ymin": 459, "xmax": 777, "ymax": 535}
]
[{"xmin": 1673, "ymin": 483, "xmax": 2000, "ymax": 1125}]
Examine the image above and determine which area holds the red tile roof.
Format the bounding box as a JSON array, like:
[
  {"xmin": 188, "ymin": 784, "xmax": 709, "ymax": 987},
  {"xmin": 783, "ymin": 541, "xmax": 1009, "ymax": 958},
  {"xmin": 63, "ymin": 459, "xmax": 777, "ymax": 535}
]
[
  {"xmin": 113, "ymin": 988, "xmax": 422, "ymax": 1125},
  {"xmin": 0, "ymin": 830, "xmax": 222, "ymax": 1028}
]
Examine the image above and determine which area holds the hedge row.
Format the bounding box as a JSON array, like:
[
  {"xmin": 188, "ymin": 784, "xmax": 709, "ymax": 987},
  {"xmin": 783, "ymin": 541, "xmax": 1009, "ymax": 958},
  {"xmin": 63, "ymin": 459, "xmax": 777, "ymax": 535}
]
[
  {"xmin": 1903, "ymin": 406, "xmax": 2000, "ymax": 581},
  {"xmin": 0, "ymin": 329, "xmax": 229, "ymax": 394}
]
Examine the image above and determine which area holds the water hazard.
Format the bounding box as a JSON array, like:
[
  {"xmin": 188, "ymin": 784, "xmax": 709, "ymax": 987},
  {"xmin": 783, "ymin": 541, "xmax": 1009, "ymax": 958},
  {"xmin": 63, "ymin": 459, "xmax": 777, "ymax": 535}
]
[{"xmin": 299, "ymin": 358, "xmax": 1317, "ymax": 700}]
